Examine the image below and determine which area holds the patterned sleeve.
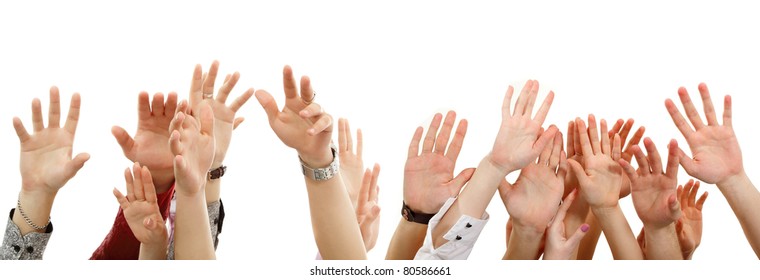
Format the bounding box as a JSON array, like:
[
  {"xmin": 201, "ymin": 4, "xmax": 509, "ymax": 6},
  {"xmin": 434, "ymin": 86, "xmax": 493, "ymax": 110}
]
[
  {"xmin": 167, "ymin": 199, "xmax": 225, "ymax": 260},
  {"xmin": 1, "ymin": 208, "xmax": 53, "ymax": 260}
]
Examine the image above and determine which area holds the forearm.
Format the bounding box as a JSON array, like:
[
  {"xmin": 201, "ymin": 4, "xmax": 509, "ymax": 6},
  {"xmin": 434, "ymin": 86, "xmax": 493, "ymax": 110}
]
[
  {"xmin": 386, "ymin": 218, "xmax": 427, "ymax": 260},
  {"xmin": 13, "ymin": 189, "xmax": 55, "ymax": 235},
  {"xmin": 576, "ymin": 211, "xmax": 602, "ymax": 260},
  {"xmin": 306, "ymin": 173, "xmax": 367, "ymax": 260},
  {"xmin": 205, "ymin": 179, "xmax": 221, "ymax": 205},
  {"xmin": 643, "ymin": 224, "xmax": 682, "ymax": 259},
  {"xmin": 592, "ymin": 205, "xmax": 643, "ymax": 260},
  {"xmin": 504, "ymin": 225, "xmax": 544, "ymax": 260},
  {"xmin": 139, "ymin": 240, "xmax": 168, "ymax": 260},
  {"xmin": 174, "ymin": 192, "xmax": 215, "ymax": 260},
  {"xmin": 717, "ymin": 172, "xmax": 760, "ymax": 258},
  {"xmin": 433, "ymin": 156, "xmax": 506, "ymax": 247}
]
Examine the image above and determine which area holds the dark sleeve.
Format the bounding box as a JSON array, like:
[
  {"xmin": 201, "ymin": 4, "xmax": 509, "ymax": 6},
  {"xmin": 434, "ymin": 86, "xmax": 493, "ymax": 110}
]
[
  {"xmin": 168, "ymin": 199, "xmax": 224, "ymax": 260},
  {"xmin": 1, "ymin": 208, "xmax": 53, "ymax": 260}
]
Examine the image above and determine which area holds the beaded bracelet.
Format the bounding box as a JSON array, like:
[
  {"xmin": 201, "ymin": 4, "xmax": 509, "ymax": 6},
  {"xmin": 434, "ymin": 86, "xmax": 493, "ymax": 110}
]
[{"xmin": 17, "ymin": 197, "xmax": 50, "ymax": 231}]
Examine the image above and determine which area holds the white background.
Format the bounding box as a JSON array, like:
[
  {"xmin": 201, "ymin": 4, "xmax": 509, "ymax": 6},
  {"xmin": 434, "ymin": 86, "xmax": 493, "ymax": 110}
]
[{"xmin": 1, "ymin": 0, "xmax": 758, "ymax": 276}]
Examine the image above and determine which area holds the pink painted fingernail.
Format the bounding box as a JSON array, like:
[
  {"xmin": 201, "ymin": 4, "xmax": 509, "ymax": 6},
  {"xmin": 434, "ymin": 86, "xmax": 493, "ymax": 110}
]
[{"xmin": 581, "ymin": 224, "xmax": 590, "ymax": 232}]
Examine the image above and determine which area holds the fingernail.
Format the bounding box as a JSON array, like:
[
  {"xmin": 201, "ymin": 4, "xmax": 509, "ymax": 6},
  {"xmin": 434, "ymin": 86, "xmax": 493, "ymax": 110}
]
[{"xmin": 581, "ymin": 224, "xmax": 590, "ymax": 232}]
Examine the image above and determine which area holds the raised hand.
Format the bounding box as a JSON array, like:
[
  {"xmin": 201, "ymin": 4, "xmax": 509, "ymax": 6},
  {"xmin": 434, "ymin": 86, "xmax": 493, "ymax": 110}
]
[
  {"xmin": 665, "ymin": 83, "xmax": 743, "ymax": 184},
  {"xmin": 111, "ymin": 92, "xmax": 178, "ymax": 191},
  {"xmin": 404, "ymin": 111, "xmax": 474, "ymax": 214},
  {"xmin": 188, "ymin": 61, "xmax": 254, "ymax": 169},
  {"xmin": 619, "ymin": 138, "xmax": 681, "ymax": 229},
  {"xmin": 676, "ymin": 179, "xmax": 707, "ymax": 259},
  {"xmin": 499, "ymin": 132, "xmax": 566, "ymax": 232},
  {"xmin": 356, "ymin": 164, "xmax": 381, "ymax": 252},
  {"xmin": 339, "ymin": 118, "xmax": 364, "ymax": 208},
  {"xmin": 255, "ymin": 65, "xmax": 333, "ymax": 167},
  {"xmin": 113, "ymin": 163, "xmax": 167, "ymax": 249},
  {"xmin": 15, "ymin": 86, "xmax": 90, "ymax": 196},
  {"xmin": 169, "ymin": 102, "xmax": 215, "ymax": 196},
  {"xmin": 543, "ymin": 190, "xmax": 590, "ymax": 260},
  {"xmin": 490, "ymin": 80, "xmax": 558, "ymax": 174},
  {"xmin": 567, "ymin": 116, "xmax": 623, "ymax": 209}
]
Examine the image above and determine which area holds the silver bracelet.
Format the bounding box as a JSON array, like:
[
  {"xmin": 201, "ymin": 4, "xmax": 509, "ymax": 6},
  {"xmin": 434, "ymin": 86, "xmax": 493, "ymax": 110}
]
[{"xmin": 16, "ymin": 196, "xmax": 50, "ymax": 231}]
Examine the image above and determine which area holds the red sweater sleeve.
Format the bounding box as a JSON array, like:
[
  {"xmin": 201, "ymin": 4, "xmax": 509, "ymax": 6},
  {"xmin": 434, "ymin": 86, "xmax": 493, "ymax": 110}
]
[{"xmin": 90, "ymin": 183, "xmax": 175, "ymax": 260}]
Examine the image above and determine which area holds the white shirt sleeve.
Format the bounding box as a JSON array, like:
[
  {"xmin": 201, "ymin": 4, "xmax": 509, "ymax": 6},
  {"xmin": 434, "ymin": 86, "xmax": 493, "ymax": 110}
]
[{"xmin": 413, "ymin": 197, "xmax": 489, "ymax": 260}]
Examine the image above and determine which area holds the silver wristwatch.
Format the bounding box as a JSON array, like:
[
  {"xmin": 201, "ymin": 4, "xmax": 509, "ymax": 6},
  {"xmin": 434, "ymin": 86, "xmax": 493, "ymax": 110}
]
[{"xmin": 300, "ymin": 144, "xmax": 339, "ymax": 181}]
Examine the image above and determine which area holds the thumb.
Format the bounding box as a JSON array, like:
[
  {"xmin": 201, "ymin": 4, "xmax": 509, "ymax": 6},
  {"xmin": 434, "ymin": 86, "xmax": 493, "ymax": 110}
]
[
  {"xmin": 565, "ymin": 223, "xmax": 590, "ymax": 249},
  {"xmin": 566, "ymin": 159, "xmax": 589, "ymax": 186},
  {"xmin": 112, "ymin": 188, "xmax": 129, "ymax": 210},
  {"xmin": 233, "ymin": 117, "xmax": 245, "ymax": 130},
  {"xmin": 449, "ymin": 167, "xmax": 476, "ymax": 195},
  {"xmin": 668, "ymin": 194, "xmax": 682, "ymax": 220},
  {"xmin": 674, "ymin": 145, "xmax": 699, "ymax": 178},
  {"xmin": 64, "ymin": 153, "xmax": 90, "ymax": 179},
  {"xmin": 255, "ymin": 90, "xmax": 279, "ymax": 125},
  {"xmin": 111, "ymin": 126, "xmax": 135, "ymax": 155}
]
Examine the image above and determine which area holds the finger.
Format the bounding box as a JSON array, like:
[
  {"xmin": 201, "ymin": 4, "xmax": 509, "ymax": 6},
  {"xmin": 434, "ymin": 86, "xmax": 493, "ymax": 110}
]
[
  {"xmin": 557, "ymin": 151, "xmax": 569, "ymax": 180},
  {"xmin": 151, "ymin": 92, "xmax": 165, "ymax": 117},
  {"xmin": 587, "ymin": 114, "xmax": 601, "ymax": 154},
  {"xmin": 112, "ymin": 187, "xmax": 130, "ymax": 210},
  {"xmin": 688, "ymin": 178, "xmax": 699, "ymax": 207},
  {"xmin": 600, "ymin": 119, "xmax": 611, "ymax": 156},
  {"xmin": 698, "ymin": 83, "xmax": 719, "ymax": 126},
  {"xmin": 189, "ymin": 64, "xmax": 203, "ymax": 107},
  {"xmin": 345, "ymin": 119, "xmax": 354, "ymax": 153},
  {"xmin": 723, "ymin": 95, "xmax": 732, "ymax": 127},
  {"xmin": 677, "ymin": 184, "xmax": 686, "ymax": 209},
  {"xmin": 643, "ymin": 138, "xmax": 663, "ymax": 174},
  {"xmin": 217, "ymin": 71, "xmax": 240, "ymax": 104},
  {"xmin": 695, "ymin": 191, "xmax": 708, "ymax": 211},
  {"xmin": 63, "ymin": 93, "xmax": 82, "ymax": 134},
  {"xmin": 300, "ymin": 102, "xmax": 324, "ymax": 120},
  {"xmin": 434, "ymin": 111, "xmax": 457, "ymax": 155},
  {"xmin": 164, "ymin": 92, "xmax": 178, "ymax": 116},
  {"xmin": 338, "ymin": 118, "xmax": 348, "ymax": 152},
  {"xmin": 132, "ymin": 162, "xmax": 145, "ymax": 201},
  {"xmin": 174, "ymin": 155, "xmax": 187, "ymax": 180},
  {"xmin": 407, "ymin": 126, "xmax": 423, "ymax": 159},
  {"xmin": 142, "ymin": 166, "xmax": 157, "ymax": 203},
  {"xmin": 533, "ymin": 90, "xmax": 554, "ymax": 126},
  {"xmin": 573, "ymin": 120, "xmax": 583, "ymax": 157},
  {"xmin": 513, "ymin": 80, "xmax": 533, "ymax": 116},
  {"xmin": 566, "ymin": 121, "xmax": 576, "ymax": 157},
  {"xmin": 124, "ymin": 167, "xmax": 135, "ymax": 202},
  {"xmin": 677, "ymin": 87, "xmax": 706, "ymax": 131},
  {"xmin": 502, "ymin": 85, "xmax": 514, "ymax": 118},
  {"xmin": 282, "ymin": 65, "xmax": 298, "ymax": 99},
  {"xmin": 498, "ymin": 179, "xmax": 511, "ymax": 200},
  {"xmin": 63, "ymin": 153, "xmax": 90, "ymax": 181},
  {"xmin": 532, "ymin": 125, "xmax": 559, "ymax": 157},
  {"xmin": 369, "ymin": 164, "xmax": 380, "ymax": 202},
  {"xmin": 674, "ymin": 145, "xmax": 698, "ymax": 176},
  {"xmin": 450, "ymin": 168, "xmax": 476, "ymax": 195},
  {"xmin": 48, "ymin": 86, "xmax": 61, "ymax": 128},
  {"xmin": 555, "ymin": 189, "xmax": 578, "ymax": 223},
  {"xmin": 169, "ymin": 129, "xmax": 182, "ymax": 156},
  {"xmin": 111, "ymin": 126, "xmax": 135, "ymax": 156},
  {"xmin": 549, "ymin": 132, "xmax": 563, "ymax": 169},
  {"xmin": 664, "ymin": 98, "xmax": 694, "ymax": 138},
  {"xmin": 538, "ymin": 131, "xmax": 553, "ymax": 166},
  {"xmin": 609, "ymin": 119, "xmax": 624, "ymax": 139},
  {"xmin": 358, "ymin": 168, "xmax": 372, "ymax": 206},
  {"xmin": 622, "ymin": 126, "xmax": 646, "ymax": 162},
  {"xmin": 254, "ymin": 90, "xmax": 279, "ymax": 124},
  {"xmin": 308, "ymin": 113, "xmax": 332, "ymax": 136},
  {"xmin": 618, "ymin": 158, "xmax": 638, "ymax": 182},
  {"xmin": 631, "ymin": 144, "xmax": 649, "ymax": 175},
  {"xmin": 299, "ymin": 75, "xmax": 315, "ymax": 104},
  {"xmin": 356, "ymin": 128, "xmax": 363, "ymax": 159},
  {"xmin": 202, "ymin": 60, "xmax": 220, "ymax": 98},
  {"xmin": 567, "ymin": 159, "xmax": 590, "ymax": 186},
  {"xmin": 668, "ymin": 195, "xmax": 681, "ymax": 219},
  {"xmin": 233, "ymin": 117, "xmax": 244, "ymax": 130},
  {"xmin": 575, "ymin": 118, "xmax": 593, "ymax": 157},
  {"xmin": 32, "ymin": 98, "xmax": 43, "ymax": 132},
  {"xmin": 611, "ymin": 134, "xmax": 622, "ymax": 161},
  {"xmin": 421, "ymin": 113, "xmax": 443, "ymax": 153},
  {"xmin": 228, "ymin": 88, "xmax": 254, "ymax": 113},
  {"xmin": 524, "ymin": 80, "xmax": 540, "ymax": 117},
  {"xmin": 566, "ymin": 224, "xmax": 591, "ymax": 250},
  {"xmin": 199, "ymin": 104, "xmax": 215, "ymax": 136},
  {"xmin": 13, "ymin": 117, "xmax": 30, "ymax": 142},
  {"xmin": 619, "ymin": 119, "xmax": 635, "ymax": 144},
  {"xmin": 445, "ymin": 119, "xmax": 468, "ymax": 163},
  {"xmin": 665, "ymin": 139, "xmax": 680, "ymax": 178}
]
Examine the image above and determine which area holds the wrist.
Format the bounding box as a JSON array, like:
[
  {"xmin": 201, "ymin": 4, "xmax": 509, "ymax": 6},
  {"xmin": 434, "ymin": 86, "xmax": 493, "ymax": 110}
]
[
  {"xmin": 298, "ymin": 148, "xmax": 334, "ymax": 168},
  {"xmin": 482, "ymin": 154, "xmax": 511, "ymax": 178},
  {"xmin": 717, "ymin": 171, "xmax": 750, "ymax": 190},
  {"xmin": 511, "ymin": 222, "xmax": 546, "ymax": 237},
  {"xmin": 590, "ymin": 204, "xmax": 621, "ymax": 218}
]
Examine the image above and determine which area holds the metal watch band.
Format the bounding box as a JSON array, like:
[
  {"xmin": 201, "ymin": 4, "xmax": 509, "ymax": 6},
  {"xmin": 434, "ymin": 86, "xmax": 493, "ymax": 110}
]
[
  {"xmin": 401, "ymin": 201, "xmax": 436, "ymax": 225},
  {"xmin": 300, "ymin": 145, "xmax": 339, "ymax": 181}
]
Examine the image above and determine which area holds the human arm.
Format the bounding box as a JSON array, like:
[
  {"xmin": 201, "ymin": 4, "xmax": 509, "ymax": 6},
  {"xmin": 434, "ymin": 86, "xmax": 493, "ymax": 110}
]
[
  {"xmin": 567, "ymin": 116, "xmax": 642, "ymax": 260},
  {"xmin": 385, "ymin": 111, "xmax": 474, "ymax": 259},
  {"xmin": 256, "ymin": 65, "xmax": 364, "ymax": 259},
  {"xmin": 619, "ymin": 138, "xmax": 682, "ymax": 259},
  {"xmin": 500, "ymin": 132, "xmax": 566, "ymax": 259},
  {"xmin": 665, "ymin": 83, "xmax": 760, "ymax": 257},
  {"xmin": 432, "ymin": 80, "xmax": 558, "ymax": 250}
]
